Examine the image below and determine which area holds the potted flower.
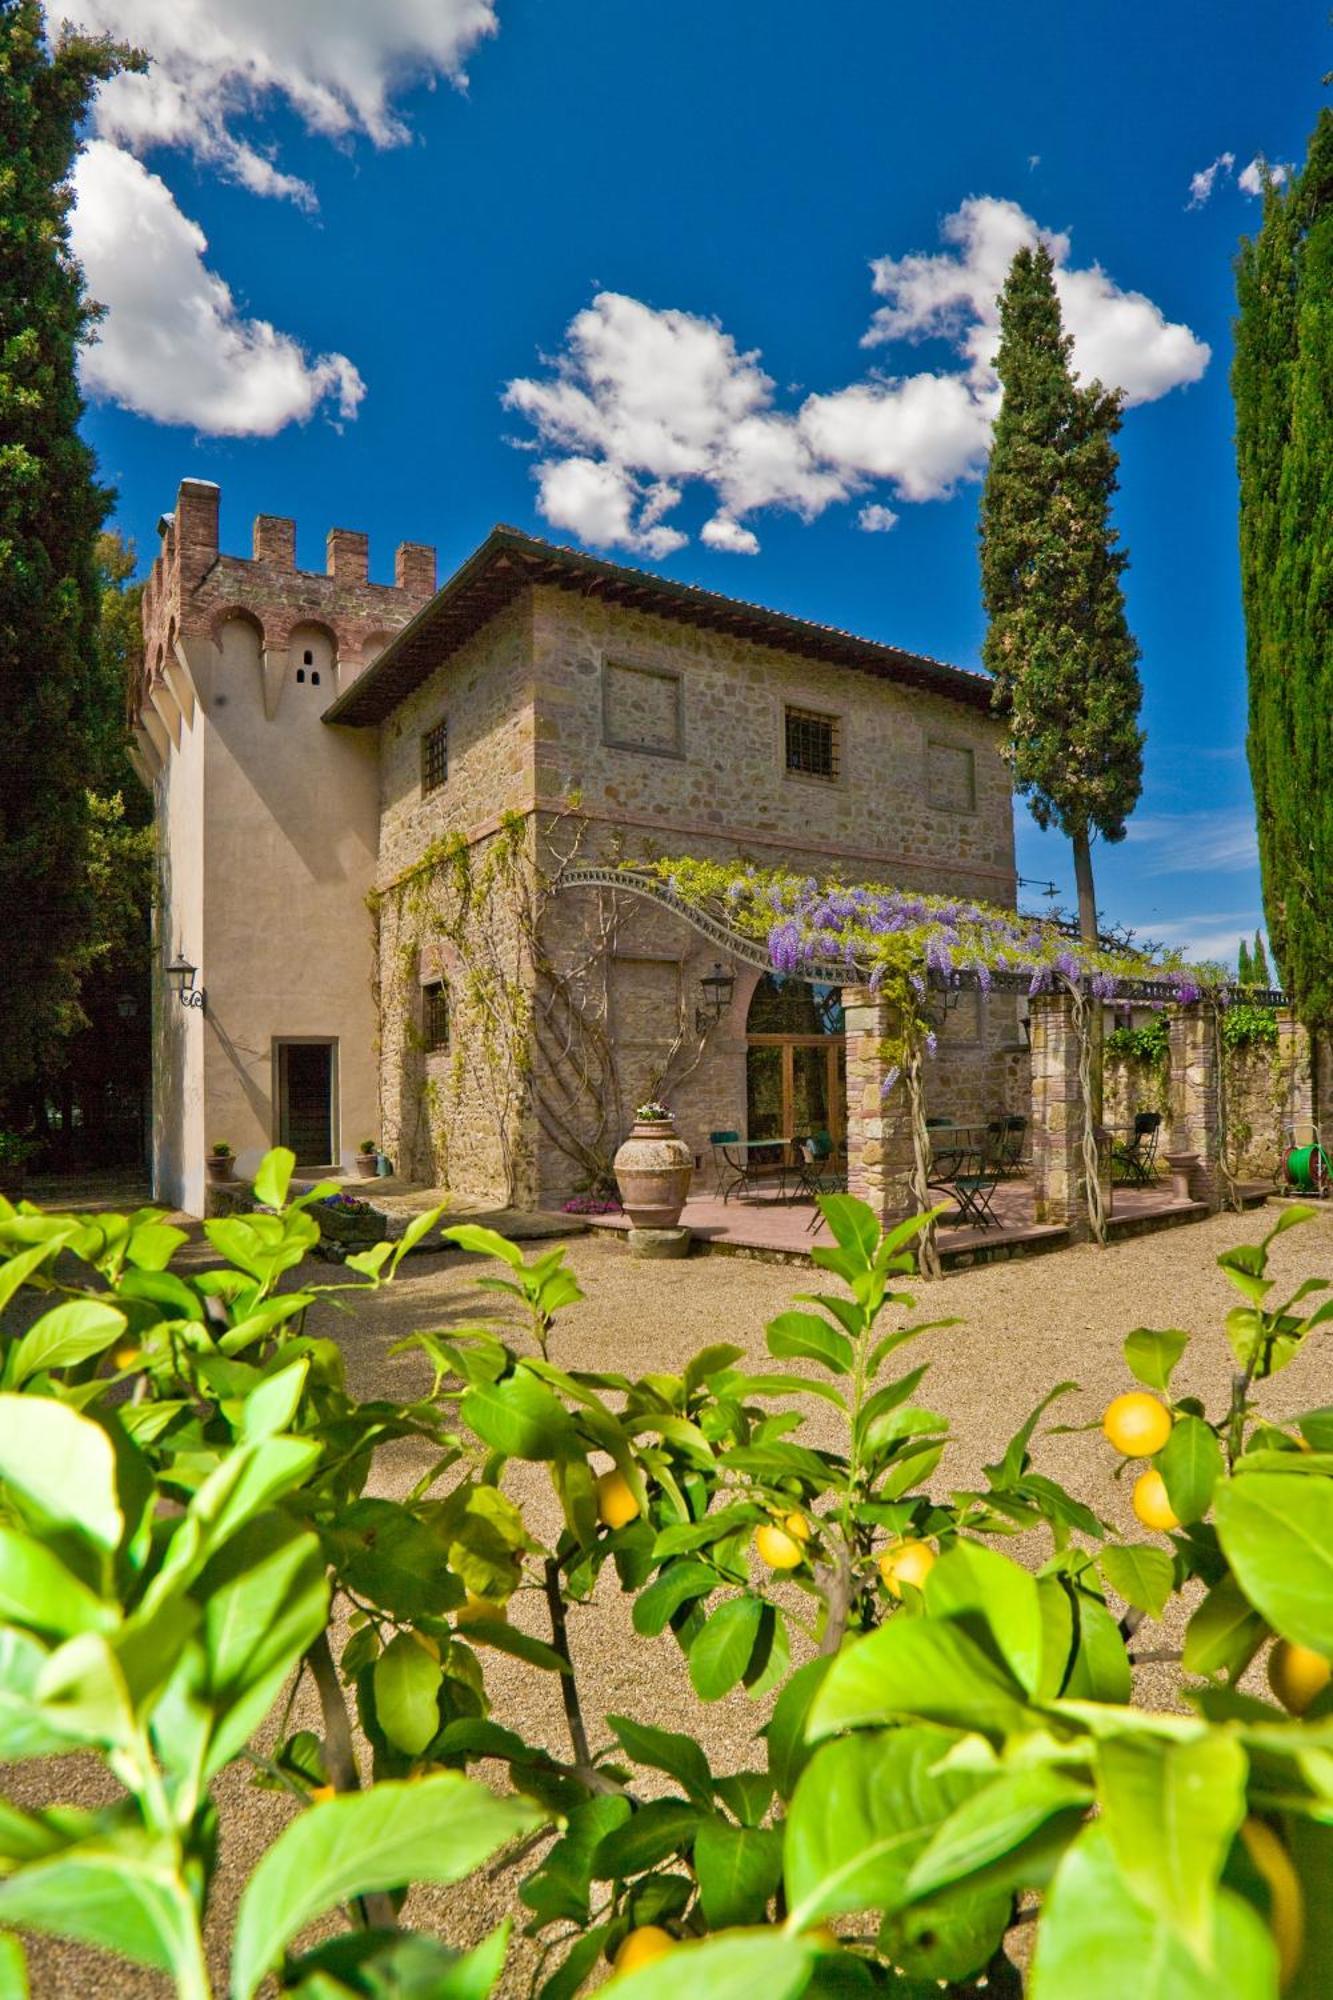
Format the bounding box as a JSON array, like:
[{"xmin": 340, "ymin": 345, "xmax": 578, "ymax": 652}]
[
  {"xmin": 205, "ymin": 1141, "xmax": 236, "ymax": 1185},
  {"xmin": 0, "ymin": 1131, "xmax": 33, "ymax": 1199},
  {"xmin": 613, "ymin": 1101, "xmax": 693, "ymax": 1229},
  {"xmin": 354, "ymin": 1138, "xmax": 379, "ymax": 1179}
]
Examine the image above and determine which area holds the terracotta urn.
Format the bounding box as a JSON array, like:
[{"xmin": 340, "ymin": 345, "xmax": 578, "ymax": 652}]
[
  {"xmin": 353, "ymin": 1151, "xmax": 378, "ymax": 1178},
  {"xmin": 613, "ymin": 1117, "xmax": 694, "ymax": 1229},
  {"xmin": 205, "ymin": 1151, "xmax": 236, "ymax": 1185}
]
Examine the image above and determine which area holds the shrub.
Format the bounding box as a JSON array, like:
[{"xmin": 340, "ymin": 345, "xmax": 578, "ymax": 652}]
[{"xmin": 0, "ymin": 1155, "xmax": 1329, "ymax": 1995}]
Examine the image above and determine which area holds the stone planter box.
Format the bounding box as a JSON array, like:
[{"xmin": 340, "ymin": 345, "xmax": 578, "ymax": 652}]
[{"xmin": 613, "ymin": 1118, "xmax": 693, "ymax": 1230}]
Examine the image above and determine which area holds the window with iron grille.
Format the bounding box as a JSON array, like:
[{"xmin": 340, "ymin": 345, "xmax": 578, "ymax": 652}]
[
  {"xmin": 785, "ymin": 705, "xmax": 839, "ymax": 780},
  {"xmin": 422, "ymin": 981, "xmax": 450, "ymax": 1052},
  {"xmin": 421, "ymin": 718, "xmax": 449, "ymax": 794}
]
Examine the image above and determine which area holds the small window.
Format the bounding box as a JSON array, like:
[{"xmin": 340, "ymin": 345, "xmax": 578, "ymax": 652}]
[
  {"xmin": 311, "ymin": 670, "xmax": 320, "ymax": 686},
  {"xmin": 785, "ymin": 705, "xmax": 839, "ymax": 781},
  {"xmin": 295, "ymin": 668, "xmax": 305, "ymax": 683},
  {"xmin": 422, "ymin": 718, "xmax": 449, "ymax": 795},
  {"xmin": 303, "ymin": 649, "xmax": 314, "ymax": 665},
  {"xmin": 423, "ymin": 980, "xmax": 450, "ymax": 1052}
]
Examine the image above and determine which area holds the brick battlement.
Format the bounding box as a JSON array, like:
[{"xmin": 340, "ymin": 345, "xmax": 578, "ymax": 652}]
[{"xmin": 136, "ymin": 478, "xmax": 434, "ymax": 724}]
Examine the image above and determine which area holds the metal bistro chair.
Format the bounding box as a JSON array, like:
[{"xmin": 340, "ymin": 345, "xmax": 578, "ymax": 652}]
[
  {"xmin": 1113, "ymin": 1111, "xmax": 1163, "ymax": 1188},
  {"xmin": 1000, "ymin": 1114, "xmax": 1027, "ymax": 1175},
  {"xmin": 708, "ymin": 1129, "xmax": 741, "ymax": 1196},
  {"xmin": 797, "ymin": 1132, "xmax": 849, "ymax": 1228},
  {"xmin": 928, "ymin": 1127, "xmax": 1000, "ymax": 1229}
]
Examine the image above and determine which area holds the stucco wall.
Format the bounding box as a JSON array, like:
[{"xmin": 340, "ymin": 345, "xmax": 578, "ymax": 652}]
[{"xmin": 151, "ymin": 697, "xmax": 206, "ymax": 1214}]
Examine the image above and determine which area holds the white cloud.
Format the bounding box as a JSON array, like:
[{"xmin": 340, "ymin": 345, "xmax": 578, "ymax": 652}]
[
  {"xmin": 1123, "ymin": 808, "xmax": 1259, "ymax": 876},
  {"xmin": 64, "ymin": 0, "xmax": 498, "ymax": 203},
  {"xmin": 1187, "ymin": 152, "xmax": 1235, "ymax": 208},
  {"xmin": 1140, "ymin": 911, "xmax": 1267, "ymax": 969},
  {"xmin": 862, "ymin": 195, "xmax": 1210, "ymax": 408},
  {"xmin": 505, "ymin": 197, "xmax": 1209, "ymax": 556},
  {"xmin": 71, "ymin": 142, "xmax": 363, "ymax": 434},
  {"xmin": 1238, "ymin": 157, "xmax": 1290, "ymax": 196},
  {"xmin": 858, "ymin": 503, "xmax": 900, "ymax": 533}
]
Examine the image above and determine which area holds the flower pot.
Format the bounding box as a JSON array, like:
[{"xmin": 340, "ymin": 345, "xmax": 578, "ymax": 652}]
[
  {"xmin": 353, "ymin": 1154, "xmax": 378, "ymax": 1178},
  {"xmin": 613, "ymin": 1118, "xmax": 694, "ymax": 1230},
  {"xmin": 205, "ymin": 1154, "xmax": 236, "ymax": 1185}
]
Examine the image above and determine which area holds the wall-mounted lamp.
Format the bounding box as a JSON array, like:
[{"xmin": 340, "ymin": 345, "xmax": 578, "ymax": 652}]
[
  {"xmin": 166, "ymin": 951, "xmax": 206, "ymax": 1011},
  {"xmin": 696, "ymin": 961, "xmax": 736, "ymax": 1032},
  {"xmin": 115, "ymin": 992, "xmax": 138, "ymax": 1020}
]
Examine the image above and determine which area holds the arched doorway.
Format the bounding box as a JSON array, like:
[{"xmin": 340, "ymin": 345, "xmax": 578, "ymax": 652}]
[{"xmin": 746, "ymin": 976, "xmax": 846, "ymax": 1148}]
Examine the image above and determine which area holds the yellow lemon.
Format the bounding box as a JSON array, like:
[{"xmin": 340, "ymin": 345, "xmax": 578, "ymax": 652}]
[
  {"xmin": 754, "ymin": 1522, "xmax": 804, "ymax": 1569},
  {"xmin": 112, "ymin": 1344, "xmax": 141, "ymax": 1370},
  {"xmin": 1268, "ymin": 1638, "xmax": 1332, "ymax": 1717},
  {"xmin": 596, "ymin": 1468, "xmax": 641, "ymax": 1530},
  {"xmin": 1102, "ymin": 1392, "xmax": 1173, "ymax": 1457},
  {"xmin": 308, "ymin": 1783, "xmax": 336, "ymax": 1805},
  {"xmin": 454, "ymin": 1592, "xmax": 507, "ymax": 1627},
  {"xmin": 612, "ymin": 1925, "xmax": 676, "ymax": 1977},
  {"xmin": 783, "ymin": 1509, "xmax": 813, "ymax": 1543},
  {"xmin": 879, "ymin": 1539, "xmax": 936, "ymax": 1598},
  {"xmin": 1240, "ymin": 1816, "xmax": 1304, "ymax": 1989},
  {"xmin": 1132, "ymin": 1467, "xmax": 1180, "ymax": 1532}
]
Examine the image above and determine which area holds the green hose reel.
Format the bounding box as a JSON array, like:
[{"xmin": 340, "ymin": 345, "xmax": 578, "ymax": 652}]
[{"xmin": 1286, "ymin": 1143, "xmax": 1331, "ymax": 1193}]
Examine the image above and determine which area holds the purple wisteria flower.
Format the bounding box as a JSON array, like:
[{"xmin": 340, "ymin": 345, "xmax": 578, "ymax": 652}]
[
  {"xmin": 1090, "ymin": 972, "xmax": 1119, "ymax": 1000},
  {"xmin": 1173, "ymin": 978, "xmax": 1202, "ymax": 1006},
  {"xmin": 925, "ymin": 1030, "xmax": 938, "ymax": 1057},
  {"xmin": 1055, "ymin": 950, "xmax": 1080, "ymax": 980},
  {"xmin": 880, "ymin": 1066, "xmax": 901, "ymax": 1098}
]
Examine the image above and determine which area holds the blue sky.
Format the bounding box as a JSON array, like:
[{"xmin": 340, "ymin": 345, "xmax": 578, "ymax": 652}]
[{"xmin": 65, "ymin": 0, "xmax": 1324, "ymax": 969}]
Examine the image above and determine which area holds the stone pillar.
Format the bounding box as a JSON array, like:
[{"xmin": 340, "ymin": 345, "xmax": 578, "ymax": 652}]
[
  {"xmin": 253, "ymin": 514, "xmax": 296, "ymax": 568},
  {"xmin": 1312, "ymin": 1029, "xmax": 1333, "ymax": 1151},
  {"xmin": 395, "ymin": 541, "xmax": 438, "ymax": 598},
  {"xmin": 1278, "ymin": 1010, "xmax": 1315, "ymax": 1148},
  {"xmin": 1030, "ymin": 989, "xmax": 1090, "ymax": 1233},
  {"xmin": 843, "ymin": 987, "xmax": 915, "ymax": 1223},
  {"xmin": 1167, "ymin": 1004, "xmax": 1221, "ymax": 1211}
]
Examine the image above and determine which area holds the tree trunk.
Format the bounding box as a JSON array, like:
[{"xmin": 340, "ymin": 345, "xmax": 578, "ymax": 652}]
[{"xmin": 1071, "ymin": 828, "xmax": 1104, "ymax": 1127}]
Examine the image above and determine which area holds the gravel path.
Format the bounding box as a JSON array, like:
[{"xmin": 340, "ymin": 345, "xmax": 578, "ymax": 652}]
[{"xmin": 14, "ymin": 1202, "xmax": 1333, "ymax": 1996}]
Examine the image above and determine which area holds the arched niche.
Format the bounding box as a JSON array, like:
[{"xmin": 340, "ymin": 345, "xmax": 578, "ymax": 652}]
[{"xmin": 288, "ymin": 620, "xmax": 338, "ymax": 691}]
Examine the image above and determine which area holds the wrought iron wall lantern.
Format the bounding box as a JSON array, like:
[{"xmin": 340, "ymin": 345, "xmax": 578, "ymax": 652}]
[
  {"xmin": 696, "ymin": 961, "xmax": 736, "ymax": 1032},
  {"xmin": 166, "ymin": 951, "xmax": 206, "ymax": 1011}
]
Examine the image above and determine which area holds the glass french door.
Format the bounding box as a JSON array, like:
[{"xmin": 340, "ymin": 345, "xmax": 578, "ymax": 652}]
[{"xmin": 745, "ymin": 1038, "xmax": 846, "ymax": 1150}]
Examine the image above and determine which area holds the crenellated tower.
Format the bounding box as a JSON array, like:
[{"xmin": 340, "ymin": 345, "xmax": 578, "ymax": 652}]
[{"xmin": 135, "ymin": 480, "xmax": 436, "ymax": 1214}]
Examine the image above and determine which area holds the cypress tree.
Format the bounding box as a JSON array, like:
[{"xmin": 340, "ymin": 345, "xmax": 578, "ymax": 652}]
[
  {"xmin": 1235, "ymin": 114, "xmax": 1333, "ymax": 1028},
  {"xmin": 980, "ymin": 244, "xmax": 1145, "ymax": 950},
  {"xmin": 1238, "ymin": 937, "xmax": 1253, "ymax": 985},
  {"xmin": 0, "ymin": 3, "xmax": 132, "ymax": 1113},
  {"xmin": 1252, "ymin": 930, "xmax": 1271, "ymax": 990}
]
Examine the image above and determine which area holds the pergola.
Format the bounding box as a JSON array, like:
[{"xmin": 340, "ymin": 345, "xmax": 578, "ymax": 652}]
[{"xmin": 557, "ymin": 864, "xmax": 1309, "ymax": 1270}]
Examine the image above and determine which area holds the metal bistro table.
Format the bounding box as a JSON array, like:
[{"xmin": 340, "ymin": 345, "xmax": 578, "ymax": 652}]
[
  {"xmin": 926, "ymin": 1123, "xmax": 1001, "ymax": 1228},
  {"xmin": 719, "ymin": 1136, "xmax": 793, "ymax": 1204}
]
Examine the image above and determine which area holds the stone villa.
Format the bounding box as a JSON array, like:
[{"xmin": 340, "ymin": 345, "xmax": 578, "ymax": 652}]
[{"xmin": 135, "ymin": 478, "xmax": 1025, "ymax": 1217}]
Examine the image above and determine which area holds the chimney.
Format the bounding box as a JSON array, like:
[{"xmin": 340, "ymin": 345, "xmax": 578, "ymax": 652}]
[
  {"xmin": 175, "ymin": 479, "xmax": 218, "ymax": 585},
  {"xmin": 395, "ymin": 541, "xmax": 437, "ymax": 598},
  {"xmin": 253, "ymin": 514, "xmax": 296, "ymax": 568},
  {"xmin": 327, "ymin": 527, "xmax": 369, "ymax": 585}
]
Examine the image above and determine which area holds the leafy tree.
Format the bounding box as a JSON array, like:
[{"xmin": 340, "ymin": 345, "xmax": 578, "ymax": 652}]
[
  {"xmin": 979, "ymin": 244, "xmax": 1145, "ymax": 950},
  {"xmin": 1236, "ymin": 114, "xmax": 1333, "ymax": 1029},
  {"xmin": 1252, "ymin": 929, "xmax": 1272, "ymax": 989},
  {"xmin": 0, "ymin": 3, "xmax": 136, "ymax": 1118},
  {"xmin": 1238, "ymin": 936, "xmax": 1253, "ymax": 985}
]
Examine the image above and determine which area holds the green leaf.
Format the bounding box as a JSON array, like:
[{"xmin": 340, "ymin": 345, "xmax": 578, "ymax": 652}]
[
  {"xmin": 0, "ymin": 1828, "xmax": 199, "ymax": 1974},
  {"xmin": 1096, "ymin": 1733, "xmax": 1247, "ymax": 1960},
  {"xmin": 521, "ymin": 1795, "xmax": 629, "ymax": 1925},
  {"xmin": 591, "ymin": 1800, "xmax": 702, "ymax": 1878},
  {"xmin": 0, "ymin": 1933, "xmax": 25, "ymax": 2000},
  {"xmin": 688, "ymin": 1595, "xmax": 764, "ymax": 1701},
  {"xmin": 609, "ymin": 1930, "xmax": 814, "ymax": 2000},
  {"xmin": 284, "ymin": 1923, "xmax": 509, "ymax": 1999},
  {"xmin": 714, "ymin": 1771, "xmax": 774, "ymax": 1827},
  {"xmin": 1062, "ymin": 1592, "xmax": 1132, "ymax": 1705},
  {"xmin": 694, "ymin": 1820, "xmax": 782, "ymax": 1927},
  {"xmin": 924, "ymin": 1541, "xmax": 1045, "ymax": 1695},
  {"xmin": 1100, "ymin": 1543, "xmax": 1175, "ymax": 1620},
  {"xmin": 766, "ymin": 1654, "xmax": 833, "ymax": 1799},
  {"xmin": 251, "ymin": 1147, "xmax": 296, "ymax": 1208},
  {"xmin": 442, "ymin": 1223, "xmax": 527, "ymax": 1269},
  {"xmin": 784, "ymin": 1727, "xmax": 980, "ymax": 1929},
  {"xmin": 0, "ymin": 1530, "xmax": 114, "ymax": 1642},
  {"xmin": 231, "ymin": 1774, "xmax": 545, "ymax": 1999},
  {"xmin": 1123, "ymin": 1327, "xmax": 1190, "ymax": 1393},
  {"xmin": 0, "ymin": 1396, "xmax": 122, "ymax": 1551},
  {"xmin": 808, "ymin": 1620, "xmax": 1029, "ymax": 1741},
  {"xmin": 906, "ymin": 1765, "xmax": 1092, "ymax": 1899},
  {"xmin": 389, "ymin": 1202, "xmax": 449, "ymax": 1273},
  {"xmin": 0, "ymin": 1239, "xmax": 74, "ymax": 1319},
  {"xmin": 8, "ymin": 1300, "xmax": 126, "ymax": 1385},
  {"xmin": 985, "ymin": 1382, "xmax": 1079, "ymax": 1490},
  {"xmin": 607, "ymin": 1715, "xmax": 713, "ymax": 1805},
  {"xmin": 1158, "ymin": 1418, "xmax": 1224, "ymax": 1526},
  {"xmin": 1214, "ymin": 1471, "xmax": 1333, "ymax": 1653},
  {"xmin": 373, "ymin": 1633, "xmax": 443, "ymax": 1757},
  {"xmin": 765, "ymin": 1311, "xmax": 853, "ymax": 1375},
  {"xmin": 1030, "ymin": 1823, "xmax": 1278, "ymax": 1999},
  {"xmin": 684, "ymin": 1343, "xmax": 745, "ymax": 1391},
  {"xmin": 817, "ymin": 1194, "xmax": 880, "ymax": 1262},
  {"xmin": 461, "ymin": 1619, "xmax": 570, "ymax": 1675},
  {"xmin": 460, "ymin": 1371, "xmax": 579, "ymax": 1461},
  {"xmin": 1182, "ymin": 1573, "xmax": 1269, "ymax": 1680},
  {"xmin": 632, "ymin": 1562, "xmax": 718, "ymax": 1637}
]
